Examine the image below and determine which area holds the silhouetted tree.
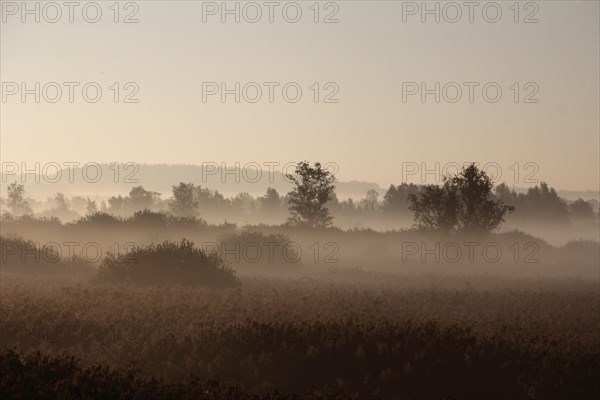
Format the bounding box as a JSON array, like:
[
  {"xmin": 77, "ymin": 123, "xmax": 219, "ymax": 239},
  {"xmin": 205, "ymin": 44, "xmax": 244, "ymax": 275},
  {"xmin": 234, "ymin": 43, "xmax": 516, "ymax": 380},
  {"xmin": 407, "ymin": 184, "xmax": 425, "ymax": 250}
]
[
  {"xmin": 286, "ymin": 161, "xmax": 336, "ymax": 228},
  {"xmin": 232, "ymin": 192, "xmax": 254, "ymax": 212},
  {"xmin": 360, "ymin": 189, "xmax": 380, "ymax": 212},
  {"xmin": 6, "ymin": 182, "xmax": 32, "ymax": 215},
  {"xmin": 128, "ymin": 209, "xmax": 169, "ymax": 228},
  {"xmin": 383, "ymin": 183, "xmax": 419, "ymax": 215},
  {"xmin": 497, "ymin": 182, "xmax": 570, "ymax": 224},
  {"xmin": 54, "ymin": 193, "xmax": 69, "ymax": 211},
  {"xmin": 169, "ymin": 182, "xmax": 199, "ymax": 216},
  {"xmin": 409, "ymin": 164, "xmax": 514, "ymax": 233},
  {"xmin": 85, "ymin": 198, "xmax": 98, "ymax": 215},
  {"xmin": 328, "ymin": 192, "xmax": 341, "ymax": 209},
  {"xmin": 107, "ymin": 195, "xmax": 128, "ymax": 215},
  {"xmin": 521, "ymin": 182, "xmax": 569, "ymax": 223},
  {"xmin": 494, "ymin": 183, "xmax": 517, "ymax": 205},
  {"xmin": 569, "ymin": 198, "xmax": 595, "ymax": 221},
  {"xmin": 259, "ymin": 187, "xmax": 281, "ymax": 210},
  {"xmin": 449, "ymin": 165, "xmax": 515, "ymax": 232},
  {"xmin": 408, "ymin": 184, "xmax": 459, "ymax": 233},
  {"xmin": 194, "ymin": 186, "xmax": 215, "ymax": 203},
  {"xmin": 129, "ymin": 186, "xmax": 160, "ymax": 210},
  {"xmin": 70, "ymin": 196, "xmax": 87, "ymax": 213},
  {"xmin": 340, "ymin": 197, "xmax": 355, "ymax": 212},
  {"xmin": 383, "ymin": 185, "xmax": 401, "ymax": 212},
  {"xmin": 192, "ymin": 186, "xmax": 226, "ymax": 213}
]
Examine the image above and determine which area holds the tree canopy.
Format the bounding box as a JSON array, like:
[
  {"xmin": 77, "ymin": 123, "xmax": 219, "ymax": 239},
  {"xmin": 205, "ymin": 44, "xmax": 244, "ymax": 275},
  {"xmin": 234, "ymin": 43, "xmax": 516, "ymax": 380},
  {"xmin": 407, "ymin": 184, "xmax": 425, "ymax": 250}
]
[{"xmin": 408, "ymin": 164, "xmax": 514, "ymax": 233}]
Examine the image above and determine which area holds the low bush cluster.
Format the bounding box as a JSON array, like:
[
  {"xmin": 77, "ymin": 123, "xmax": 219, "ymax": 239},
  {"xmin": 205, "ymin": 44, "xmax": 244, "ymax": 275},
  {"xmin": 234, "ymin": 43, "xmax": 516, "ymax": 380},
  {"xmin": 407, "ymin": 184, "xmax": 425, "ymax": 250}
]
[{"xmin": 97, "ymin": 239, "xmax": 240, "ymax": 288}]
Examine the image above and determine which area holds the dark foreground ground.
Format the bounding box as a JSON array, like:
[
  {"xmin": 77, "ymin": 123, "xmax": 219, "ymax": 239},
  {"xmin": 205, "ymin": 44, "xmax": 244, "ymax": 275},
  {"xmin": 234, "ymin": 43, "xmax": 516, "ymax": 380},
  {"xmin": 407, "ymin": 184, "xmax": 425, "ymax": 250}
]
[{"xmin": 1, "ymin": 270, "xmax": 599, "ymax": 400}]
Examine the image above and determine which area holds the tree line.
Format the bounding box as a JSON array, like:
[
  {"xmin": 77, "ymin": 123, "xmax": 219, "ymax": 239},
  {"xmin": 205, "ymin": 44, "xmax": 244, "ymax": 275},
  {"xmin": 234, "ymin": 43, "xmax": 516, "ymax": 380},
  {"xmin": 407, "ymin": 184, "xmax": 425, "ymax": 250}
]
[{"xmin": 3, "ymin": 162, "xmax": 598, "ymax": 232}]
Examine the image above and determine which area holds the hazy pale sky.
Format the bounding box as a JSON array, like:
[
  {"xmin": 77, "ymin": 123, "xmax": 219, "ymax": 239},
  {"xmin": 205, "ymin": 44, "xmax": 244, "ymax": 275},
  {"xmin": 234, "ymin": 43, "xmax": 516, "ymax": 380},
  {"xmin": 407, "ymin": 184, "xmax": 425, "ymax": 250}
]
[{"xmin": 1, "ymin": 0, "xmax": 599, "ymax": 190}]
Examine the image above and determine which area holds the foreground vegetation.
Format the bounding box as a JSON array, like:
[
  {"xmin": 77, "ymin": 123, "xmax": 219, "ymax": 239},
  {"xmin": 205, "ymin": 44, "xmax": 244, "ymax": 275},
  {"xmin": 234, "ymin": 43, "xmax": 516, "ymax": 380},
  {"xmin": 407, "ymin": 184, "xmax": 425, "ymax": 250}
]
[
  {"xmin": 97, "ymin": 239, "xmax": 240, "ymax": 288},
  {"xmin": 1, "ymin": 349, "xmax": 354, "ymax": 400},
  {"xmin": 1, "ymin": 272, "xmax": 598, "ymax": 399}
]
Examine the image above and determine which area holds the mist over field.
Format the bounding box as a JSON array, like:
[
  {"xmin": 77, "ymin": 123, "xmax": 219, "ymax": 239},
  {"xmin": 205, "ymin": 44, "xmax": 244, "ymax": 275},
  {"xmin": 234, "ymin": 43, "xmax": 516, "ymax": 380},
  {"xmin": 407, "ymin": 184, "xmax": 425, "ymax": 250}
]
[
  {"xmin": 1, "ymin": 161, "xmax": 599, "ymax": 399},
  {"xmin": 1, "ymin": 1, "xmax": 599, "ymax": 399}
]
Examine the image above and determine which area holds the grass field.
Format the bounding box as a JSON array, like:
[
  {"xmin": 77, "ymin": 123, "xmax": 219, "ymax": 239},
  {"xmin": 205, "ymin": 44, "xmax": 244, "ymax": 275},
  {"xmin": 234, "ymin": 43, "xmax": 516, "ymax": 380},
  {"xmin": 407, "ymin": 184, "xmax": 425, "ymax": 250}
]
[{"xmin": 1, "ymin": 269, "xmax": 598, "ymax": 399}]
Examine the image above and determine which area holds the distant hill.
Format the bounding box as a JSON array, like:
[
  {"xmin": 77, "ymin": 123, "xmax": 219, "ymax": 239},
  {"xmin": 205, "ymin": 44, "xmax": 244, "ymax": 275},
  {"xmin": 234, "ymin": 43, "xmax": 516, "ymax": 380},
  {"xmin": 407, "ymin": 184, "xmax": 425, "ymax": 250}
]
[
  {"xmin": 1, "ymin": 164, "xmax": 383, "ymax": 200},
  {"xmin": 510, "ymin": 186, "xmax": 600, "ymax": 202},
  {"xmin": 555, "ymin": 190, "xmax": 600, "ymax": 202},
  {"xmin": 2, "ymin": 164, "xmax": 597, "ymax": 202}
]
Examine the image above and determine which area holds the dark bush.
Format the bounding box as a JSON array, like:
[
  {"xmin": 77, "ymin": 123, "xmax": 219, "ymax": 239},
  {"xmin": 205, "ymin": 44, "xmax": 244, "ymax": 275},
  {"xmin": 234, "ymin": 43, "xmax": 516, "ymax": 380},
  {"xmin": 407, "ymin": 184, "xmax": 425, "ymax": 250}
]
[
  {"xmin": 0, "ymin": 235, "xmax": 92, "ymax": 273},
  {"xmin": 560, "ymin": 239, "xmax": 600, "ymax": 264},
  {"xmin": 166, "ymin": 214, "xmax": 209, "ymax": 229},
  {"xmin": 75, "ymin": 211, "xmax": 122, "ymax": 226},
  {"xmin": 126, "ymin": 209, "xmax": 169, "ymax": 228},
  {"xmin": 1, "ymin": 213, "xmax": 62, "ymax": 229},
  {"xmin": 125, "ymin": 210, "xmax": 209, "ymax": 229},
  {"xmin": 97, "ymin": 239, "xmax": 240, "ymax": 287},
  {"xmin": 218, "ymin": 228, "xmax": 301, "ymax": 268}
]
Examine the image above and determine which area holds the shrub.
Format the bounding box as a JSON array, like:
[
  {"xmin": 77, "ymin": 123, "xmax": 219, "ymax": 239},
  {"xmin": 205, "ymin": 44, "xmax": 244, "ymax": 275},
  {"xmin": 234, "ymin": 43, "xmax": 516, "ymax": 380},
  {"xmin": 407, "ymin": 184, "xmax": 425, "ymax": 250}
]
[
  {"xmin": 0, "ymin": 235, "xmax": 92, "ymax": 273},
  {"xmin": 75, "ymin": 211, "xmax": 122, "ymax": 226},
  {"xmin": 124, "ymin": 210, "xmax": 209, "ymax": 229},
  {"xmin": 166, "ymin": 214, "xmax": 209, "ymax": 229},
  {"xmin": 1, "ymin": 213, "xmax": 62, "ymax": 228},
  {"xmin": 97, "ymin": 239, "xmax": 240, "ymax": 287},
  {"xmin": 560, "ymin": 239, "xmax": 600, "ymax": 264},
  {"xmin": 218, "ymin": 228, "xmax": 301, "ymax": 268},
  {"xmin": 126, "ymin": 209, "xmax": 169, "ymax": 228}
]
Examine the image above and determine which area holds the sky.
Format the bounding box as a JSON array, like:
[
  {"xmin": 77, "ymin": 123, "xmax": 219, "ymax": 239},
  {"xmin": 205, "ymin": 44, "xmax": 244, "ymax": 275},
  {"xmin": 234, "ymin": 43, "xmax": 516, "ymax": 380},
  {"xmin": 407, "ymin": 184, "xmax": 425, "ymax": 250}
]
[{"xmin": 1, "ymin": 0, "xmax": 599, "ymax": 190}]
